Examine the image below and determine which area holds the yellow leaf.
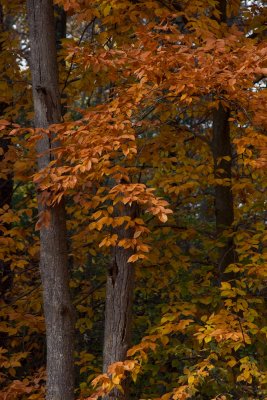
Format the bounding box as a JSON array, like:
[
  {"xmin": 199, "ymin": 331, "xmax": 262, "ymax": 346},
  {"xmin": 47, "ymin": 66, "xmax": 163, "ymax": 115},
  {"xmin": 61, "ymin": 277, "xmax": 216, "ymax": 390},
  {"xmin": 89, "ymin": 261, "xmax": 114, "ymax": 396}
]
[
  {"xmin": 188, "ymin": 375, "xmax": 195, "ymax": 384},
  {"xmin": 228, "ymin": 358, "xmax": 237, "ymax": 367},
  {"xmin": 103, "ymin": 4, "xmax": 111, "ymax": 16},
  {"xmin": 161, "ymin": 336, "xmax": 169, "ymax": 346},
  {"xmin": 112, "ymin": 374, "xmax": 121, "ymax": 385},
  {"xmin": 221, "ymin": 282, "xmax": 231, "ymax": 290}
]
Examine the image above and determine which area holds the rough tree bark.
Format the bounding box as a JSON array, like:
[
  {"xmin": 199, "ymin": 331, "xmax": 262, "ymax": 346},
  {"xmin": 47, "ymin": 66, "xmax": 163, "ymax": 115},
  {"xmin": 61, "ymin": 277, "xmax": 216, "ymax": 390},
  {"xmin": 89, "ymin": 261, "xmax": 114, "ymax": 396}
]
[
  {"xmin": 26, "ymin": 1, "xmax": 74, "ymax": 400},
  {"xmin": 213, "ymin": 103, "xmax": 235, "ymax": 273},
  {"xmin": 103, "ymin": 203, "xmax": 137, "ymax": 400},
  {"xmin": 212, "ymin": 0, "xmax": 235, "ymax": 275}
]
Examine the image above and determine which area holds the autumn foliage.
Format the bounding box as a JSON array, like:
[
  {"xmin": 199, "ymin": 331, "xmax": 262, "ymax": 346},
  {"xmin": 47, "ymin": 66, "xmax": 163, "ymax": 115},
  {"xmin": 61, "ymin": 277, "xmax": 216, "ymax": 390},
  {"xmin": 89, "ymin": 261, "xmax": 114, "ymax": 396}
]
[{"xmin": 0, "ymin": 0, "xmax": 267, "ymax": 399}]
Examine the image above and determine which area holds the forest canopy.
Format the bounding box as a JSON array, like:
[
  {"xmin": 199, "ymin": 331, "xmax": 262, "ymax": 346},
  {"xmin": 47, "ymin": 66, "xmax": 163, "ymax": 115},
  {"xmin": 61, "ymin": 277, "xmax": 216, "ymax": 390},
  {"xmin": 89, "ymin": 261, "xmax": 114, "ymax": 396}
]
[{"xmin": 0, "ymin": 0, "xmax": 266, "ymax": 399}]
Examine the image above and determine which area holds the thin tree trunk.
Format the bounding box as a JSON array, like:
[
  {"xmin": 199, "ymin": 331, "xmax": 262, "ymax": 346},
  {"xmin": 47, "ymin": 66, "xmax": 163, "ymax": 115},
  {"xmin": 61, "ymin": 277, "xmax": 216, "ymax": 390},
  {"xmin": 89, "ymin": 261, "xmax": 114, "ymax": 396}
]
[
  {"xmin": 0, "ymin": 3, "xmax": 13, "ymax": 305},
  {"xmin": 0, "ymin": 118, "xmax": 13, "ymax": 303},
  {"xmin": 212, "ymin": 103, "xmax": 235, "ymax": 274},
  {"xmin": 103, "ymin": 203, "xmax": 137, "ymax": 400},
  {"xmin": 55, "ymin": 5, "xmax": 66, "ymax": 49},
  {"xmin": 26, "ymin": 1, "xmax": 74, "ymax": 400},
  {"xmin": 212, "ymin": 0, "xmax": 236, "ymax": 276},
  {"xmin": 54, "ymin": 5, "xmax": 67, "ymax": 116}
]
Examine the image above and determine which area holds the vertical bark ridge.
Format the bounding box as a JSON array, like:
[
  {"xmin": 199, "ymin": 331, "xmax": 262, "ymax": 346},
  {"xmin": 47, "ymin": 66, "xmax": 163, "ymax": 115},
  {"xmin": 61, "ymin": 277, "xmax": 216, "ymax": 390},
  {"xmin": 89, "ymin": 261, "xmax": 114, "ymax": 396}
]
[
  {"xmin": 212, "ymin": 103, "xmax": 235, "ymax": 275},
  {"xmin": 212, "ymin": 0, "xmax": 236, "ymax": 276},
  {"xmin": 103, "ymin": 203, "xmax": 137, "ymax": 400},
  {"xmin": 26, "ymin": 1, "xmax": 74, "ymax": 399}
]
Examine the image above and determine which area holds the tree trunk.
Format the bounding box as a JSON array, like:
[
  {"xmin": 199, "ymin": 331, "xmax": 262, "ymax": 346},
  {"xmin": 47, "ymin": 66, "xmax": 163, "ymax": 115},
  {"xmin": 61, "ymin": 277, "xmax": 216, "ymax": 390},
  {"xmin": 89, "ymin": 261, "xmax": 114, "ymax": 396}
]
[
  {"xmin": 103, "ymin": 203, "xmax": 137, "ymax": 400},
  {"xmin": 212, "ymin": 103, "xmax": 235, "ymax": 274},
  {"xmin": 54, "ymin": 5, "xmax": 66, "ymax": 50},
  {"xmin": 0, "ymin": 117, "xmax": 13, "ymax": 303},
  {"xmin": 54, "ymin": 5, "xmax": 67, "ymax": 116},
  {"xmin": 212, "ymin": 0, "xmax": 236, "ymax": 276},
  {"xmin": 26, "ymin": 1, "xmax": 74, "ymax": 400},
  {"xmin": 0, "ymin": 5, "xmax": 13, "ymax": 303}
]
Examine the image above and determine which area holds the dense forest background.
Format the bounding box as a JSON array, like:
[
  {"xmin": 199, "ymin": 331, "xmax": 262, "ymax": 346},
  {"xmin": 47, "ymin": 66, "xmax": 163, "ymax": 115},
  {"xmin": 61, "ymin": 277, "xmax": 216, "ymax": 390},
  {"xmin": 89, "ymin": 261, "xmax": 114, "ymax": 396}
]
[{"xmin": 0, "ymin": 0, "xmax": 266, "ymax": 399}]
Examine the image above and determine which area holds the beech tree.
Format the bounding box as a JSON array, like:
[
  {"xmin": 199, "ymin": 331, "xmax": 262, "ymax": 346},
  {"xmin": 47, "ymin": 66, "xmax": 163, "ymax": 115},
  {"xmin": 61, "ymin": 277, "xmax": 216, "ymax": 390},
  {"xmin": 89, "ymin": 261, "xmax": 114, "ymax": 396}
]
[
  {"xmin": 26, "ymin": 1, "xmax": 74, "ymax": 399},
  {"xmin": 103, "ymin": 202, "xmax": 137, "ymax": 399},
  {"xmin": 212, "ymin": 0, "xmax": 236, "ymax": 277},
  {"xmin": 0, "ymin": 1, "xmax": 266, "ymax": 400}
]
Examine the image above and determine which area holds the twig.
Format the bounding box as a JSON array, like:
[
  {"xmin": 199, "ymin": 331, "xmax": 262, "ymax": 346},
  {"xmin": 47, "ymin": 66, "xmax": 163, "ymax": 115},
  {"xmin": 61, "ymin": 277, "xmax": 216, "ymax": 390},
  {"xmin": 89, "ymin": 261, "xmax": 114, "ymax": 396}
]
[
  {"xmin": 61, "ymin": 18, "xmax": 96, "ymax": 95},
  {"xmin": 0, "ymin": 283, "xmax": 41, "ymax": 310},
  {"xmin": 73, "ymin": 281, "xmax": 105, "ymax": 306}
]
